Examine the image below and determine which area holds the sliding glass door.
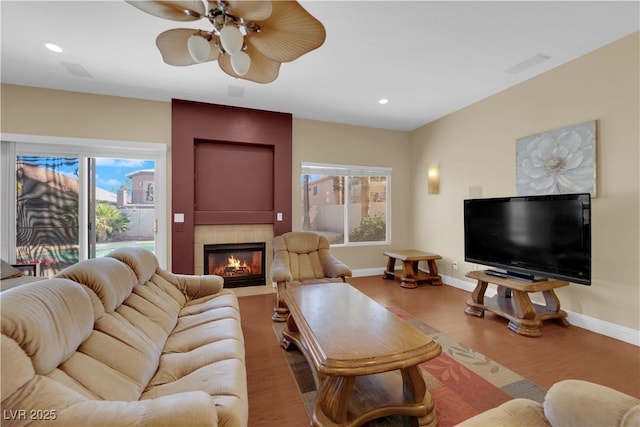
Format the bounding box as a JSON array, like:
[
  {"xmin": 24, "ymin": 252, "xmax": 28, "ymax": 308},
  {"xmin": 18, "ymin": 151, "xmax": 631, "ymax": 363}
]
[
  {"xmin": 1, "ymin": 136, "xmax": 167, "ymax": 275},
  {"xmin": 14, "ymin": 155, "xmax": 157, "ymax": 276}
]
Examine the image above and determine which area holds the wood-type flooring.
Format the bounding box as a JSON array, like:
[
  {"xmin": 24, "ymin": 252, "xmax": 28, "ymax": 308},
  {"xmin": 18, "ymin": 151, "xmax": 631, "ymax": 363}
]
[{"xmin": 239, "ymin": 275, "xmax": 640, "ymax": 427}]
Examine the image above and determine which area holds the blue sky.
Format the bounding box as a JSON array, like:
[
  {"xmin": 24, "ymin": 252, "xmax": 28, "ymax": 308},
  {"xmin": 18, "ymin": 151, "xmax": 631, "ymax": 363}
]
[{"xmin": 95, "ymin": 158, "xmax": 155, "ymax": 192}]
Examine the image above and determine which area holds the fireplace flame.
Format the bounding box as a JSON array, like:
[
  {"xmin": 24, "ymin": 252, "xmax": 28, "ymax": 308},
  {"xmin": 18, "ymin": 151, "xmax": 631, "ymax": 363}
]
[
  {"xmin": 215, "ymin": 254, "xmax": 252, "ymax": 277},
  {"xmin": 227, "ymin": 255, "xmax": 248, "ymax": 270},
  {"xmin": 206, "ymin": 247, "xmax": 264, "ymax": 282}
]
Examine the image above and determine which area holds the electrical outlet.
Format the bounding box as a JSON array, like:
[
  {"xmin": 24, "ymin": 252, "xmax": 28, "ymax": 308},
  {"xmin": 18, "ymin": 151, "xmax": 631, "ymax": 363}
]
[{"xmin": 452, "ymin": 261, "xmax": 459, "ymax": 270}]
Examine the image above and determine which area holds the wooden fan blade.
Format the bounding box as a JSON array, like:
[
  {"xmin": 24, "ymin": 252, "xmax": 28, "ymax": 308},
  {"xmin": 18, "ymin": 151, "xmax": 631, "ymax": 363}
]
[
  {"xmin": 227, "ymin": 0, "xmax": 272, "ymax": 21},
  {"xmin": 156, "ymin": 29, "xmax": 220, "ymax": 66},
  {"xmin": 247, "ymin": 0, "xmax": 325, "ymax": 63},
  {"xmin": 126, "ymin": 1, "xmax": 206, "ymax": 21},
  {"xmin": 218, "ymin": 49, "xmax": 280, "ymax": 84}
]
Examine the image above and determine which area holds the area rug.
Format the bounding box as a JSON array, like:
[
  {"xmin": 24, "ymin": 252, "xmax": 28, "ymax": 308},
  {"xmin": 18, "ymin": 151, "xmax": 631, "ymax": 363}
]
[{"xmin": 272, "ymin": 306, "xmax": 547, "ymax": 426}]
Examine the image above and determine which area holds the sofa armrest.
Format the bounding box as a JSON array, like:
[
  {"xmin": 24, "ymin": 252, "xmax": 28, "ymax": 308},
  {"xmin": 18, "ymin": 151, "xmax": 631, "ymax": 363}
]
[
  {"xmin": 54, "ymin": 391, "xmax": 218, "ymax": 427},
  {"xmin": 158, "ymin": 269, "xmax": 224, "ymax": 301},
  {"xmin": 320, "ymin": 252, "xmax": 352, "ymax": 280},
  {"xmin": 174, "ymin": 273, "xmax": 224, "ymax": 301},
  {"xmin": 270, "ymin": 252, "xmax": 293, "ymax": 284},
  {"xmin": 544, "ymin": 380, "xmax": 640, "ymax": 427}
]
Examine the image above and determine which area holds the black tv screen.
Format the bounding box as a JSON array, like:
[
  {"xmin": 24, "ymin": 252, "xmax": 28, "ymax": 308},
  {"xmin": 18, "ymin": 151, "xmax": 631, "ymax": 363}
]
[{"xmin": 464, "ymin": 193, "xmax": 591, "ymax": 285}]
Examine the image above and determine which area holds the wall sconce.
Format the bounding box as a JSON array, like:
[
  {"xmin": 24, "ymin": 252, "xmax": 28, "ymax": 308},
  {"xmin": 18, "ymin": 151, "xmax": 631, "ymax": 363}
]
[{"xmin": 428, "ymin": 165, "xmax": 440, "ymax": 194}]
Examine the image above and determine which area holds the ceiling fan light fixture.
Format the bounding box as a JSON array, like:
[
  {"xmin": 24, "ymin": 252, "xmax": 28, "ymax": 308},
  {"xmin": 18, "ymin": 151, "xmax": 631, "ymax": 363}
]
[
  {"xmin": 230, "ymin": 51, "xmax": 251, "ymax": 76},
  {"xmin": 187, "ymin": 34, "xmax": 211, "ymax": 63},
  {"xmin": 128, "ymin": 0, "xmax": 325, "ymax": 83},
  {"xmin": 219, "ymin": 25, "xmax": 244, "ymax": 55}
]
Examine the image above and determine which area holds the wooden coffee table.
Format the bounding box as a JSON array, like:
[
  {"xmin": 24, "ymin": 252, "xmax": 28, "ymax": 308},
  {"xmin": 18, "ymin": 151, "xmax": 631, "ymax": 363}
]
[{"xmin": 281, "ymin": 283, "xmax": 442, "ymax": 427}]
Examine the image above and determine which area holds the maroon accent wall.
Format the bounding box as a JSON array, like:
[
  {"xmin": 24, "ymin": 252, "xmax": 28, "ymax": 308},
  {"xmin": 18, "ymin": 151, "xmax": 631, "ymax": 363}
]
[
  {"xmin": 171, "ymin": 99, "xmax": 292, "ymax": 274},
  {"xmin": 194, "ymin": 141, "xmax": 274, "ymax": 212}
]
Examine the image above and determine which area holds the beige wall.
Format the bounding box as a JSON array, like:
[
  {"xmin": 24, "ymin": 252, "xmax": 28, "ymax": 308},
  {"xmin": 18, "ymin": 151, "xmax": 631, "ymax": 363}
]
[
  {"xmin": 0, "ymin": 85, "xmax": 171, "ymax": 143},
  {"xmin": 292, "ymin": 119, "xmax": 411, "ymax": 270},
  {"xmin": 408, "ymin": 33, "xmax": 639, "ymax": 330}
]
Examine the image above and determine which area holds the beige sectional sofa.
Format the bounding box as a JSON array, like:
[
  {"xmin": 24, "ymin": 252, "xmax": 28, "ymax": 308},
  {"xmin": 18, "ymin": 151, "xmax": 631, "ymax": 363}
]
[{"xmin": 1, "ymin": 247, "xmax": 247, "ymax": 427}]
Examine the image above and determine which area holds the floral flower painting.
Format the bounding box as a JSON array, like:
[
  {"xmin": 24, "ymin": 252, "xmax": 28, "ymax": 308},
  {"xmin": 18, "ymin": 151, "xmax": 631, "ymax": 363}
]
[{"xmin": 516, "ymin": 120, "xmax": 596, "ymax": 196}]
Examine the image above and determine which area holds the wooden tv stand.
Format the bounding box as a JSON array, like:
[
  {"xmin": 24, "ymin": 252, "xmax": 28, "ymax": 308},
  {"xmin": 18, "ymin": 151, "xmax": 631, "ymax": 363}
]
[{"xmin": 464, "ymin": 270, "xmax": 570, "ymax": 337}]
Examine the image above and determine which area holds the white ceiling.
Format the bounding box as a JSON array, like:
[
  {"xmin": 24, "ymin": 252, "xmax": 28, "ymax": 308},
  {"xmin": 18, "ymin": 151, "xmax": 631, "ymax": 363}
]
[{"xmin": 1, "ymin": 1, "xmax": 638, "ymax": 131}]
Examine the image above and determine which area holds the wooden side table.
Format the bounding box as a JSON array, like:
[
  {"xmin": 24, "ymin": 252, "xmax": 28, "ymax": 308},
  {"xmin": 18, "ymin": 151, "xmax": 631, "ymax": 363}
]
[
  {"xmin": 464, "ymin": 270, "xmax": 570, "ymax": 337},
  {"xmin": 383, "ymin": 250, "xmax": 443, "ymax": 289}
]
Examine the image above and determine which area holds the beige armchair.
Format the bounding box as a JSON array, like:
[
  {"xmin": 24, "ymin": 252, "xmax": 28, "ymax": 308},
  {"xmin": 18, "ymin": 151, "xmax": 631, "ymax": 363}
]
[{"xmin": 270, "ymin": 231, "xmax": 352, "ymax": 322}]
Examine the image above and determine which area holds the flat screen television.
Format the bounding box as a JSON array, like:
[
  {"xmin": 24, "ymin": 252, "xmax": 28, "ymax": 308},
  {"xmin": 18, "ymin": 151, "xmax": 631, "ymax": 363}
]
[{"xmin": 464, "ymin": 193, "xmax": 591, "ymax": 285}]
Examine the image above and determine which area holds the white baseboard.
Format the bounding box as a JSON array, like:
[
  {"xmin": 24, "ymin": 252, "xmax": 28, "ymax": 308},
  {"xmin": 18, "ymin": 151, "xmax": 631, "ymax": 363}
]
[
  {"xmin": 352, "ymin": 267, "xmax": 386, "ymax": 278},
  {"xmin": 351, "ymin": 268, "xmax": 639, "ymax": 346}
]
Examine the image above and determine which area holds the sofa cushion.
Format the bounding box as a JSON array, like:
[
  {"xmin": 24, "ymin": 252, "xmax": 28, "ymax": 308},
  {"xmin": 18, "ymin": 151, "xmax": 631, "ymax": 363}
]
[
  {"xmin": 181, "ymin": 291, "xmax": 240, "ymax": 315},
  {"xmin": 53, "ymin": 286, "xmax": 179, "ymax": 402},
  {"xmin": 1, "ymin": 279, "xmax": 94, "ymax": 375},
  {"xmin": 1, "ymin": 335, "xmax": 35, "ymax": 399},
  {"xmin": 152, "ymin": 339, "xmax": 245, "ymax": 385},
  {"xmin": 145, "ymin": 271, "xmax": 188, "ymax": 308},
  {"xmin": 56, "ymin": 257, "xmax": 137, "ymax": 312},
  {"xmin": 142, "ymin": 358, "xmax": 247, "ymax": 427},
  {"xmin": 108, "ymin": 246, "xmax": 160, "ymax": 285},
  {"xmin": 164, "ymin": 317, "xmax": 243, "ymax": 354}
]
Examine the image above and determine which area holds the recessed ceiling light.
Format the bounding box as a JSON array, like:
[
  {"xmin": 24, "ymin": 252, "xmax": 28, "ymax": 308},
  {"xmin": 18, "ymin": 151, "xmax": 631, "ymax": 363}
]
[
  {"xmin": 378, "ymin": 98, "xmax": 389, "ymax": 105},
  {"xmin": 45, "ymin": 43, "xmax": 63, "ymax": 53}
]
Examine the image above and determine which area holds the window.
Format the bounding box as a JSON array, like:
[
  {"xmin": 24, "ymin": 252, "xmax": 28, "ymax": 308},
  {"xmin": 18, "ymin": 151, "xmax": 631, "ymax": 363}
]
[
  {"xmin": 1, "ymin": 135, "xmax": 167, "ymax": 274},
  {"xmin": 301, "ymin": 162, "xmax": 391, "ymax": 245}
]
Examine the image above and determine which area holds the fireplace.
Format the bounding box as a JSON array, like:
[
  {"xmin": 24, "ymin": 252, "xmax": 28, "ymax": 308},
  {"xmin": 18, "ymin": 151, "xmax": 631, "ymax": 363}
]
[{"xmin": 204, "ymin": 242, "xmax": 266, "ymax": 288}]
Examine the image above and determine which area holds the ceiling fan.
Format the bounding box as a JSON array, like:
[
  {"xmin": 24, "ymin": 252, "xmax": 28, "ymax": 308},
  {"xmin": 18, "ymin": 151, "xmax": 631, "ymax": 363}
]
[{"xmin": 126, "ymin": 0, "xmax": 326, "ymax": 84}]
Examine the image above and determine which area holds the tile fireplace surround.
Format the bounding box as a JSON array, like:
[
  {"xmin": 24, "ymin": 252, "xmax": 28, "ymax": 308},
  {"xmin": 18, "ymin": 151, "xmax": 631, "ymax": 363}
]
[{"xmin": 194, "ymin": 224, "xmax": 274, "ymax": 287}]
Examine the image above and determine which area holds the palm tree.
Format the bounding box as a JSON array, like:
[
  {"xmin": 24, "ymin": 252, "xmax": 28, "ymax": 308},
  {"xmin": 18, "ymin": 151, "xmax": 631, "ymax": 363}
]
[{"xmin": 95, "ymin": 202, "xmax": 130, "ymax": 241}]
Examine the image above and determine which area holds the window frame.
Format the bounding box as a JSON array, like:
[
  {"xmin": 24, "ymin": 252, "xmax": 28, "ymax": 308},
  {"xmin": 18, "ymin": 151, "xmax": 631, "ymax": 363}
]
[
  {"xmin": 301, "ymin": 162, "xmax": 392, "ymax": 247},
  {"xmin": 1, "ymin": 133, "xmax": 168, "ymax": 268}
]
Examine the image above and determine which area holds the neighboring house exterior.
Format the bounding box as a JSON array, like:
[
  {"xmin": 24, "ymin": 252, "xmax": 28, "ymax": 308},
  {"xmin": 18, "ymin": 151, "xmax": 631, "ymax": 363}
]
[
  {"xmin": 127, "ymin": 169, "xmax": 155, "ymax": 205},
  {"xmin": 117, "ymin": 169, "xmax": 155, "ymax": 206},
  {"xmin": 307, "ymin": 175, "xmax": 387, "ymax": 206}
]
